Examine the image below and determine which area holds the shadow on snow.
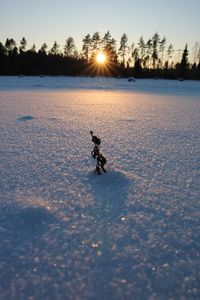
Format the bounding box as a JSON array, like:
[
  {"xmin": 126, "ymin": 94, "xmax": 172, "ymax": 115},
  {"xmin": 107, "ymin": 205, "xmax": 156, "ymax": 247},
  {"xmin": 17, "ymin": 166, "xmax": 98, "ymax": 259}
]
[{"xmin": 85, "ymin": 168, "xmax": 132, "ymax": 222}]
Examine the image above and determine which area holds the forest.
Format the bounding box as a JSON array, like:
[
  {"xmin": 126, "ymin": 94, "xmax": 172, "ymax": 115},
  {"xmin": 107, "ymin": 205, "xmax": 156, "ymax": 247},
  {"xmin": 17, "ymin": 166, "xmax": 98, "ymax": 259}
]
[{"xmin": 0, "ymin": 31, "xmax": 200, "ymax": 79}]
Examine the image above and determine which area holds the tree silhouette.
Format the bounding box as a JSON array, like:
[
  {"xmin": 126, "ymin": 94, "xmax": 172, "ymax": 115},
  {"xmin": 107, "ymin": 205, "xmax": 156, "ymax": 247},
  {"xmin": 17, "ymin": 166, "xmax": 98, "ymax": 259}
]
[
  {"xmin": 19, "ymin": 37, "xmax": 27, "ymax": 53},
  {"xmin": 167, "ymin": 44, "xmax": 174, "ymax": 68},
  {"xmin": 102, "ymin": 31, "xmax": 117, "ymax": 63},
  {"xmin": 64, "ymin": 37, "xmax": 76, "ymax": 57},
  {"xmin": 5, "ymin": 38, "xmax": 17, "ymax": 54},
  {"xmin": 39, "ymin": 43, "xmax": 48, "ymax": 54},
  {"xmin": 118, "ymin": 33, "xmax": 128, "ymax": 66},
  {"xmin": 49, "ymin": 41, "xmax": 60, "ymax": 55},
  {"xmin": 145, "ymin": 39, "xmax": 152, "ymax": 68},
  {"xmin": 159, "ymin": 37, "xmax": 166, "ymax": 67},
  {"xmin": 82, "ymin": 34, "xmax": 92, "ymax": 62},
  {"xmin": 0, "ymin": 31, "xmax": 199, "ymax": 79},
  {"xmin": 180, "ymin": 44, "xmax": 189, "ymax": 78},
  {"xmin": 138, "ymin": 37, "xmax": 146, "ymax": 67},
  {"xmin": 92, "ymin": 32, "xmax": 101, "ymax": 51},
  {"xmin": 152, "ymin": 33, "xmax": 160, "ymax": 69}
]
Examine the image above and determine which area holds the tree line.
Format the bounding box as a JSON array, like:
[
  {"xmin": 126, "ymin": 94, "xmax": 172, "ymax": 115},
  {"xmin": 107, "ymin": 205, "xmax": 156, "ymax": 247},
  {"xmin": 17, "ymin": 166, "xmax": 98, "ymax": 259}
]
[{"xmin": 0, "ymin": 32, "xmax": 200, "ymax": 79}]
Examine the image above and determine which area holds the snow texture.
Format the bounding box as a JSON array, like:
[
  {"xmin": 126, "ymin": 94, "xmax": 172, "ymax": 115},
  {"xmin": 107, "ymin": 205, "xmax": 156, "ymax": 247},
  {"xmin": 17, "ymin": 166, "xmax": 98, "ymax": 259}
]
[{"xmin": 0, "ymin": 76, "xmax": 200, "ymax": 299}]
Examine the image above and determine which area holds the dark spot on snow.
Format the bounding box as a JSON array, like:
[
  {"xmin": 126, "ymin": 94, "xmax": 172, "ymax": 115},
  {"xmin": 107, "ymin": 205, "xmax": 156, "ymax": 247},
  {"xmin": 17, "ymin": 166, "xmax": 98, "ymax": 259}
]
[{"xmin": 17, "ymin": 115, "xmax": 34, "ymax": 121}]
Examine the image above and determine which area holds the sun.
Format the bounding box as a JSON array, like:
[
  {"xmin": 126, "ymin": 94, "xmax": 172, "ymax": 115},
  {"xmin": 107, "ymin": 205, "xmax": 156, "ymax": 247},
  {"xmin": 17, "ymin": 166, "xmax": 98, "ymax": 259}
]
[{"xmin": 96, "ymin": 52, "xmax": 106, "ymax": 64}]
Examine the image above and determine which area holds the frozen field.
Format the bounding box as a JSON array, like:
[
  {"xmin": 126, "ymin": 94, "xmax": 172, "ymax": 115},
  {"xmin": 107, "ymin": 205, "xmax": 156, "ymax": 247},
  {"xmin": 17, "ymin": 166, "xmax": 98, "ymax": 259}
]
[{"xmin": 0, "ymin": 77, "xmax": 200, "ymax": 299}]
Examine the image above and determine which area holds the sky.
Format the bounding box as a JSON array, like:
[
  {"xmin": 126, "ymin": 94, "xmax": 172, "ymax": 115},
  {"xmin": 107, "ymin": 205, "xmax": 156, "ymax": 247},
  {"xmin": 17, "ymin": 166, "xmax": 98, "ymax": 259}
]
[{"xmin": 1, "ymin": 0, "xmax": 200, "ymax": 56}]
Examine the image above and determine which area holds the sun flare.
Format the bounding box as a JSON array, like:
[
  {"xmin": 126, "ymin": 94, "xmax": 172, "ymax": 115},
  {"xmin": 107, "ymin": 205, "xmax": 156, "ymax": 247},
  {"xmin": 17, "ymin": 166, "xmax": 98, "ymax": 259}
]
[{"xmin": 96, "ymin": 52, "xmax": 106, "ymax": 64}]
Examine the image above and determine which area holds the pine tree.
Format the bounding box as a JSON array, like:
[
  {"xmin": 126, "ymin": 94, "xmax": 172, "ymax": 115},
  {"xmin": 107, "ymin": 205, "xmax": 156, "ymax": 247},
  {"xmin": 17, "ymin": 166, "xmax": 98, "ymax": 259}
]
[
  {"xmin": 145, "ymin": 39, "xmax": 152, "ymax": 68},
  {"xmin": 180, "ymin": 44, "xmax": 189, "ymax": 78},
  {"xmin": 82, "ymin": 34, "xmax": 92, "ymax": 61},
  {"xmin": 167, "ymin": 44, "xmax": 174, "ymax": 68},
  {"xmin": 64, "ymin": 37, "xmax": 76, "ymax": 57},
  {"xmin": 118, "ymin": 33, "xmax": 128, "ymax": 66},
  {"xmin": 39, "ymin": 43, "xmax": 48, "ymax": 54},
  {"xmin": 159, "ymin": 37, "xmax": 166, "ymax": 67},
  {"xmin": 5, "ymin": 38, "xmax": 17, "ymax": 55},
  {"xmin": 19, "ymin": 37, "xmax": 27, "ymax": 53},
  {"xmin": 138, "ymin": 37, "xmax": 146, "ymax": 67},
  {"xmin": 152, "ymin": 33, "xmax": 160, "ymax": 69},
  {"xmin": 92, "ymin": 32, "xmax": 101, "ymax": 51},
  {"xmin": 102, "ymin": 31, "xmax": 117, "ymax": 63},
  {"xmin": 49, "ymin": 41, "xmax": 60, "ymax": 55}
]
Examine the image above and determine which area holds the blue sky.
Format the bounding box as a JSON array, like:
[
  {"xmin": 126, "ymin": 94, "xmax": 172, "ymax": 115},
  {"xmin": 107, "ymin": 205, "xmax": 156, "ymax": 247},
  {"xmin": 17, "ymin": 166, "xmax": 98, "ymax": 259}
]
[{"xmin": 1, "ymin": 0, "xmax": 200, "ymax": 54}]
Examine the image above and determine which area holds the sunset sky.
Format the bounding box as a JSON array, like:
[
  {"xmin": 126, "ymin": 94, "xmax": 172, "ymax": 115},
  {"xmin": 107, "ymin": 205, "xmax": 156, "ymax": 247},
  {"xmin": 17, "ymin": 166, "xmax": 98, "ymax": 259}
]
[{"xmin": 1, "ymin": 0, "xmax": 200, "ymax": 54}]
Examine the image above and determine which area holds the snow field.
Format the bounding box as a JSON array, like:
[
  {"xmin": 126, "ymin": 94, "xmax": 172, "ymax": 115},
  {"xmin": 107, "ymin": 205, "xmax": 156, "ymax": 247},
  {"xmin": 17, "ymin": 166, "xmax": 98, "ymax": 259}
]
[{"xmin": 0, "ymin": 78, "xmax": 200, "ymax": 299}]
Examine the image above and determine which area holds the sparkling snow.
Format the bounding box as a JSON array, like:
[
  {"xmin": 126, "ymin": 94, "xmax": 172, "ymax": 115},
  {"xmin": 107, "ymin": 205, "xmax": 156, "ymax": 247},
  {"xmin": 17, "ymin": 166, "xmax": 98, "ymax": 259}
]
[{"xmin": 0, "ymin": 76, "xmax": 200, "ymax": 299}]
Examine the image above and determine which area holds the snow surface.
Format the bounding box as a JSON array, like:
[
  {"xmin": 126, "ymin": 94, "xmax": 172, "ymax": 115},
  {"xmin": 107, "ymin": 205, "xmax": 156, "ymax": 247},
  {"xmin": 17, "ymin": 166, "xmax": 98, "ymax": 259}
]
[{"xmin": 0, "ymin": 76, "xmax": 200, "ymax": 299}]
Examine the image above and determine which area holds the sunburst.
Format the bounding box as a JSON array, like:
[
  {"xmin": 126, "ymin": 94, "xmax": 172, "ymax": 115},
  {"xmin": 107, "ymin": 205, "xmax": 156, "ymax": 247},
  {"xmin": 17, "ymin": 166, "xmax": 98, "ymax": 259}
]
[
  {"xmin": 83, "ymin": 51, "xmax": 118, "ymax": 77},
  {"xmin": 96, "ymin": 52, "xmax": 106, "ymax": 64}
]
